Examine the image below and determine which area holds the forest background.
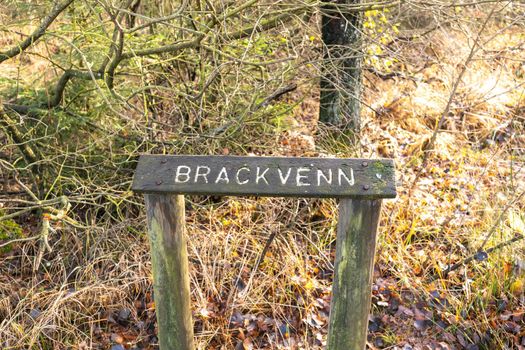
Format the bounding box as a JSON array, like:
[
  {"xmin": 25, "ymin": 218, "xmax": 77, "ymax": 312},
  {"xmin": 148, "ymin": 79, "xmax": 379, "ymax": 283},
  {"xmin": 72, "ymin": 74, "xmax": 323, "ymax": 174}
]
[{"xmin": 1, "ymin": 0, "xmax": 525, "ymax": 349}]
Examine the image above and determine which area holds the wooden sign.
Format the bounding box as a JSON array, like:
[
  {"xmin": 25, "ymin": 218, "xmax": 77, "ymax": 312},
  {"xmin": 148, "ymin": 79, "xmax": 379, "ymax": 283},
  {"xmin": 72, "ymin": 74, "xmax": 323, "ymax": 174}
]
[
  {"xmin": 132, "ymin": 155, "xmax": 395, "ymax": 198},
  {"xmin": 132, "ymin": 154, "xmax": 397, "ymax": 350}
]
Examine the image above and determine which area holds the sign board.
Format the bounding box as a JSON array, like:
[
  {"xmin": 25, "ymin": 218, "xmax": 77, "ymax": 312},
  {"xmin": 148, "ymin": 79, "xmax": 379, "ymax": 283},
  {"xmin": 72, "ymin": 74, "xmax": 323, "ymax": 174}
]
[
  {"xmin": 132, "ymin": 154, "xmax": 397, "ymax": 350},
  {"xmin": 132, "ymin": 155, "xmax": 396, "ymax": 198}
]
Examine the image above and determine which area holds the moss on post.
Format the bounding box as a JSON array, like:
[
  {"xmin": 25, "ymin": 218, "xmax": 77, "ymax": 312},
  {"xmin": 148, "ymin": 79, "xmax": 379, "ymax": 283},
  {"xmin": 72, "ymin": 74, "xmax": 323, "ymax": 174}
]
[
  {"xmin": 327, "ymin": 199, "xmax": 382, "ymax": 350},
  {"xmin": 144, "ymin": 194, "xmax": 194, "ymax": 350}
]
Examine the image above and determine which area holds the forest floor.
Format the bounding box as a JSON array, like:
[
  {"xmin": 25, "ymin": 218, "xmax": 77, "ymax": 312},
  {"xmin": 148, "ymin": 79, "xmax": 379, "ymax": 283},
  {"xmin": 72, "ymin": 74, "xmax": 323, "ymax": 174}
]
[{"xmin": 1, "ymin": 6, "xmax": 525, "ymax": 350}]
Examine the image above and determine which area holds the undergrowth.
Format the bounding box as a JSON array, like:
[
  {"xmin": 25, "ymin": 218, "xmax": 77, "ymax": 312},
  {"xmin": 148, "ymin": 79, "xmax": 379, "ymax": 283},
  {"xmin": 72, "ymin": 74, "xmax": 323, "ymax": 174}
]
[{"xmin": 0, "ymin": 2, "xmax": 524, "ymax": 349}]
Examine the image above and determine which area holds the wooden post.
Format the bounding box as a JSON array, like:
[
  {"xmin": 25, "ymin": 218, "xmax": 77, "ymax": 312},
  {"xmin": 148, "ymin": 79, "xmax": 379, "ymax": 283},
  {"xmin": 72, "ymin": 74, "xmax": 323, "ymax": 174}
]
[
  {"xmin": 327, "ymin": 199, "xmax": 382, "ymax": 350},
  {"xmin": 144, "ymin": 194, "xmax": 194, "ymax": 350}
]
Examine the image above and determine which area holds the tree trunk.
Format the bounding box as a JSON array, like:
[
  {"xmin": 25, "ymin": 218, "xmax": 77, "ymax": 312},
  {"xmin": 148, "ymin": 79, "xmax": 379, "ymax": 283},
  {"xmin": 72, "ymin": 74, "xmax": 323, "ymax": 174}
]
[{"xmin": 319, "ymin": 0, "xmax": 363, "ymax": 130}]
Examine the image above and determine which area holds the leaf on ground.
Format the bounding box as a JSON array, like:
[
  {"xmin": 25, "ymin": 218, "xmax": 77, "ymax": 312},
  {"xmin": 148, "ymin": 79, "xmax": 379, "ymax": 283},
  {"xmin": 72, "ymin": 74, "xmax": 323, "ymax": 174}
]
[
  {"xmin": 414, "ymin": 318, "xmax": 431, "ymax": 331},
  {"xmin": 242, "ymin": 337, "xmax": 253, "ymax": 350},
  {"xmin": 110, "ymin": 333, "xmax": 124, "ymax": 344},
  {"xmin": 510, "ymin": 278, "xmax": 524, "ymax": 296}
]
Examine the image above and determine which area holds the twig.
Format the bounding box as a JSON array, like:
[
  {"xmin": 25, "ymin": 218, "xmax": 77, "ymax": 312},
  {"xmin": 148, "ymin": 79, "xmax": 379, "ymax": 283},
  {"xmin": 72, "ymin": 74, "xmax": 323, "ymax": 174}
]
[
  {"xmin": 202, "ymin": 44, "xmax": 295, "ymax": 67},
  {"xmin": 124, "ymin": 0, "xmax": 189, "ymax": 34},
  {"xmin": 225, "ymin": 11, "xmax": 300, "ymax": 40},
  {"xmin": 0, "ymin": 107, "xmax": 40, "ymax": 165},
  {"xmin": 442, "ymin": 232, "xmax": 524, "ymax": 276},
  {"xmin": 320, "ymin": 0, "xmax": 402, "ymax": 13},
  {"xmin": 252, "ymin": 231, "xmax": 279, "ymax": 273},
  {"xmin": 408, "ymin": 3, "xmax": 499, "ymax": 194},
  {"xmin": 33, "ymin": 198, "xmax": 72, "ymax": 271},
  {"xmin": 0, "ymin": 235, "xmax": 41, "ymax": 249},
  {"xmin": 3, "ymin": 1, "xmax": 308, "ymax": 110},
  {"xmin": 478, "ymin": 190, "xmax": 525, "ymax": 252},
  {"xmin": 0, "ymin": 207, "xmax": 33, "ymax": 222},
  {"xmin": 50, "ymin": 69, "xmax": 103, "ymax": 108},
  {"xmin": 252, "ymin": 204, "xmax": 309, "ymax": 273},
  {"xmin": 366, "ymin": 67, "xmax": 417, "ymax": 82},
  {"xmin": 255, "ymin": 83, "xmax": 298, "ymax": 109},
  {"xmin": 34, "ymin": 214, "xmax": 53, "ymax": 271},
  {"xmin": 208, "ymin": 83, "xmax": 299, "ymax": 138},
  {"xmin": 14, "ymin": 176, "xmax": 39, "ymax": 202},
  {"xmin": 418, "ymin": 0, "xmax": 511, "ymax": 7},
  {"xmin": 422, "ymin": 7, "xmax": 495, "ymax": 157}
]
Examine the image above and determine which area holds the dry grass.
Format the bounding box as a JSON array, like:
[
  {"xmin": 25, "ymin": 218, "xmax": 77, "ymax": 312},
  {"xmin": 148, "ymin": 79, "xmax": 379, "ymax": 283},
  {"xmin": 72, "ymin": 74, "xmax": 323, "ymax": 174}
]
[{"xmin": 0, "ymin": 220, "xmax": 152, "ymax": 349}]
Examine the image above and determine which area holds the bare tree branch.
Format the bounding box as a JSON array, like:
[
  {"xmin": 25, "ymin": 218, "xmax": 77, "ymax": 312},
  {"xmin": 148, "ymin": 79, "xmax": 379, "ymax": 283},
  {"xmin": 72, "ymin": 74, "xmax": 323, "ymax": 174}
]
[
  {"xmin": 225, "ymin": 11, "xmax": 302, "ymax": 40},
  {"xmin": 0, "ymin": 106, "xmax": 40, "ymax": 165},
  {"xmin": 0, "ymin": 0, "xmax": 75, "ymax": 64},
  {"xmin": 50, "ymin": 69, "xmax": 102, "ymax": 107},
  {"xmin": 2, "ymin": 1, "xmax": 310, "ymax": 108}
]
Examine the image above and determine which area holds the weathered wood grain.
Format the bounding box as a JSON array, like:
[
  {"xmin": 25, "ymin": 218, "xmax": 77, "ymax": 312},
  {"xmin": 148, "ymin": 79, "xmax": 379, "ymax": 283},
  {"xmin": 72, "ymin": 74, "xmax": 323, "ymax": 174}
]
[
  {"xmin": 132, "ymin": 155, "xmax": 395, "ymax": 199},
  {"xmin": 144, "ymin": 194, "xmax": 194, "ymax": 350},
  {"xmin": 327, "ymin": 199, "xmax": 382, "ymax": 350}
]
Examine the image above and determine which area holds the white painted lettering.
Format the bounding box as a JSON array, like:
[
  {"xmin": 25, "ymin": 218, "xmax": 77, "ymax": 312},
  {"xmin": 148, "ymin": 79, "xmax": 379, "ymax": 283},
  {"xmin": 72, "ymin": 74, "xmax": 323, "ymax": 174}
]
[
  {"xmin": 215, "ymin": 167, "xmax": 230, "ymax": 184},
  {"xmin": 296, "ymin": 167, "xmax": 311, "ymax": 187},
  {"xmin": 236, "ymin": 167, "xmax": 250, "ymax": 185},
  {"xmin": 338, "ymin": 167, "xmax": 354, "ymax": 186},
  {"xmin": 277, "ymin": 168, "xmax": 292, "ymax": 185},
  {"xmin": 194, "ymin": 166, "xmax": 211, "ymax": 183},
  {"xmin": 175, "ymin": 165, "xmax": 191, "ymax": 183},
  {"xmin": 256, "ymin": 167, "xmax": 269, "ymax": 185},
  {"xmin": 317, "ymin": 169, "xmax": 333, "ymax": 186}
]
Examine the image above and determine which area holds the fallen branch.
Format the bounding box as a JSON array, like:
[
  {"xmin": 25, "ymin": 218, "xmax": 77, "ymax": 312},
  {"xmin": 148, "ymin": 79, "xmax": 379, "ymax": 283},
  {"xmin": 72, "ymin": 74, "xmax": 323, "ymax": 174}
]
[{"xmin": 33, "ymin": 201, "xmax": 71, "ymax": 271}]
